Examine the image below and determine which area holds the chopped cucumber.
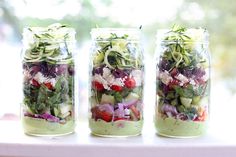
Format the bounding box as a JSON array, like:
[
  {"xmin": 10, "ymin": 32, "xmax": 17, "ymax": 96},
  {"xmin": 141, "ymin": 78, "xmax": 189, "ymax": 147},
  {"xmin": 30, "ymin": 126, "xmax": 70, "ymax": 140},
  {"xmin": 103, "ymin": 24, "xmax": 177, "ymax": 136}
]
[
  {"xmin": 171, "ymin": 99, "xmax": 178, "ymax": 106},
  {"xmin": 192, "ymin": 96, "xmax": 201, "ymax": 105},
  {"xmin": 59, "ymin": 104, "xmax": 72, "ymax": 115},
  {"xmin": 180, "ymin": 97, "xmax": 192, "ymax": 108},
  {"xmin": 53, "ymin": 108, "xmax": 60, "ymax": 117},
  {"xmin": 101, "ymin": 94, "xmax": 115, "ymax": 105},
  {"xmin": 125, "ymin": 92, "xmax": 139, "ymax": 102},
  {"xmin": 59, "ymin": 112, "xmax": 70, "ymax": 119}
]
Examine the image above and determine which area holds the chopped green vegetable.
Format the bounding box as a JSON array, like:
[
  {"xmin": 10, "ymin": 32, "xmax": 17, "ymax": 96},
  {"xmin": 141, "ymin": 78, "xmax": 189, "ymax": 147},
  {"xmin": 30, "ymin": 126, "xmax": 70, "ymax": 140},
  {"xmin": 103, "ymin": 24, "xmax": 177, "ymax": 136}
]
[{"xmin": 180, "ymin": 97, "xmax": 192, "ymax": 108}]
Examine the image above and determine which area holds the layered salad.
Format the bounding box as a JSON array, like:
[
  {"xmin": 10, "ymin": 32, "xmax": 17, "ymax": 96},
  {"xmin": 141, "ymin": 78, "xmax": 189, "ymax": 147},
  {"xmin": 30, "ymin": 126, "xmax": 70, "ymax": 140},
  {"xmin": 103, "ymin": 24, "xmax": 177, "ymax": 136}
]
[
  {"xmin": 22, "ymin": 24, "xmax": 75, "ymax": 135},
  {"xmin": 155, "ymin": 25, "xmax": 210, "ymax": 137},
  {"xmin": 89, "ymin": 29, "xmax": 144, "ymax": 136}
]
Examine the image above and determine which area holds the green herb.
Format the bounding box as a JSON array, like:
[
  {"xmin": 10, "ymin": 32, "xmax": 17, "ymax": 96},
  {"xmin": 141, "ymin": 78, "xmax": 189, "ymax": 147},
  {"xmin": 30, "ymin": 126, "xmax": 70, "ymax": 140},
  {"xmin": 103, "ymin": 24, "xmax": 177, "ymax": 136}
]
[
  {"xmin": 23, "ymin": 75, "xmax": 73, "ymax": 116},
  {"xmin": 174, "ymin": 85, "xmax": 194, "ymax": 98},
  {"xmin": 113, "ymin": 92, "xmax": 123, "ymax": 103}
]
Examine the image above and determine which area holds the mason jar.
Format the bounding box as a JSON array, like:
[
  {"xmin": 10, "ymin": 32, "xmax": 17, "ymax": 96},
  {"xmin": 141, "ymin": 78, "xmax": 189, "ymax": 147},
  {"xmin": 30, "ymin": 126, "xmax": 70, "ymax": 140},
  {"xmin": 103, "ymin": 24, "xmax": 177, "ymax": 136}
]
[
  {"xmin": 21, "ymin": 23, "xmax": 76, "ymax": 136},
  {"xmin": 89, "ymin": 28, "xmax": 145, "ymax": 137},
  {"xmin": 155, "ymin": 26, "xmax": 210, "ymax": 138}
]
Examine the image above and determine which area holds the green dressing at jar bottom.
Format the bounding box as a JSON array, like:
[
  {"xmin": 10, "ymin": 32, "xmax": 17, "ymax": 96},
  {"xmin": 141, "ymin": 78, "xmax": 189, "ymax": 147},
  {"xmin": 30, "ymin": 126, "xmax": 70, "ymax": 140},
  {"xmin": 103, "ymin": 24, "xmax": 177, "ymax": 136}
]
[
  {"xmin": 89, "ymin": 119, "xmax": 143, "ymax": 137},
  {"xmin": 22, "ymin": 117, "xmax": 75, "ymax": 136},
  {"xmin": 155, "ymin": 116, "xmax": 207, "ymax": 138}
]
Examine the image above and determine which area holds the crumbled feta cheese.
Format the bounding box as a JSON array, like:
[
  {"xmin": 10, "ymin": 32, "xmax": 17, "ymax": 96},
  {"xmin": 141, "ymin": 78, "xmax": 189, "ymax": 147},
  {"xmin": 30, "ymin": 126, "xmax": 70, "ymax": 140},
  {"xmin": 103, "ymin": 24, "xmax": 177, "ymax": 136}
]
[
  {"xmin": 102, "ymin": 67, "xmax": 111, "ymax": 78},
  {"xmin": 124, "ymin": 108, "xmax": 130, "ymax": 116},
  {"xmin": 34, "ymin": 72, "xmax": 46, "ymax": 84},
  {"xmin": 175, "ymin": 74, "xmax": 189, "ymax": 86},
  {"xmin": 102, "ymin": 67, "xmax": 121, "ymax": 86},
  {"xmin": 33, "ymin": 72, "xmax": 57, "ymax": 87},
  {"xmin": 93, "ymin": 74, "xmax": 103, "ymax": 82},
  {"xmin": 23, "ymin": 70, "xmax": 31, "ymax": 80},
  {"xmin": 159, "ymin": 70, "xmax": 173, "ymax": 85},
  {"xmin": 93, "ymin": 74, "xmax": 110, "ymax": 90},
  {"xmin": 189, "ymin": 79, "xmax": 196, "ymax": 86},
  {"xmin": 112, "ymin": 78, "xmax": 125, "ymax": 86},
  {"xmin": 45, "ymin": 78, "xmax": 56, "ymax": 87},
  {"xmin": 106, "ymin": 75, "xmax": 115, "ymax": 84},
  {"xmin": 131, "ymin": 70, "xmax": 143, "ymax": 86}
]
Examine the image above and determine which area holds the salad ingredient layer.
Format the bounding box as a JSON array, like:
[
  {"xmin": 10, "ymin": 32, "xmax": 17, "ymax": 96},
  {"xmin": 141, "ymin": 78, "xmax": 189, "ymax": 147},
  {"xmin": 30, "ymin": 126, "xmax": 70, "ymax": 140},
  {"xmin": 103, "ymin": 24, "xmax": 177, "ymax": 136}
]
[
  {"xmin": 90, "ymin": 30, "xmax": 144, "ymax": 135},
  {"xmin": 22, "ymin": 24, "xmax": 75, "ymax": 134},
  {"xmin": 155, "ymin": 25, "xmax": 210, "ymax": 137}
]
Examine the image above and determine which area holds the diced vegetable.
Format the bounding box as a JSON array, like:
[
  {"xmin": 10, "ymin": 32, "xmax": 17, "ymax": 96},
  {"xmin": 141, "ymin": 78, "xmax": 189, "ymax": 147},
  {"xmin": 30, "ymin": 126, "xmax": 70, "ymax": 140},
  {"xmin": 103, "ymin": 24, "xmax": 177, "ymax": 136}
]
[
  {"xmin": 101, "ymin": 94, "xmax": 115, "ymax": 105},
  {"xmin": 124, "ymin": 92, "xmax": 139, "ymax": 102},
  {"xmin": 192, "ymin": 96, "xmax": 201, "ymax": 105},
  {"xmin": 180, "ymin": 97, "xmax": 192, "ymax": 108}
]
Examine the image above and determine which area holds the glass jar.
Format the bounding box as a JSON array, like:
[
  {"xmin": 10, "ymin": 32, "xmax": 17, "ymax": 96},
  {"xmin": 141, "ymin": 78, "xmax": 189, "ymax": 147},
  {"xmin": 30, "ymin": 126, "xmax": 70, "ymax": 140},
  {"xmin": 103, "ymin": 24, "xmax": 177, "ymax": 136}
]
[
  {"xmin": 155, "ymin": 26, "xmax": 210, "ymax": 138},
  {"xmin": 21, "ymin": 23, "xmax": 76, "ymax": 136},
  {"xmin": 89, "ymin": 28, "xmax": 145, "ymax": 137}
]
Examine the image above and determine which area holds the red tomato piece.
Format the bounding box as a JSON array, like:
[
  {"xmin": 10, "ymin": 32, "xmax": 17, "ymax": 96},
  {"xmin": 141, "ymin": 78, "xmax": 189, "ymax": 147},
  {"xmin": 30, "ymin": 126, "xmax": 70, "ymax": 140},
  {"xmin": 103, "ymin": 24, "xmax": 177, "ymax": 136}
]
[
  {"xmin": 92, "ymin": 81, "xmax": 104, "ymax": 91},
  {"xmin": 100, "ymin": 111, "xmax": 113, "ymax": 122},
  {"xmin": 168, "ymin": 79, "xmax": 179, "ymax": 88},
  {"xmin": 194, "ymin": 110, "xmax": 207, "ymax": 122},
  {"xmin": 124, "ymin": 77, "xmax": 136, "ymax": 89},
  {"xmin": 31, "ymin": 79, "xmax": 40, "ymax": 87},
  {"xmin": 44, "ymin": 82, "xmax": 53, "ymax": 90},
  {"xmin": 91, "ymin": 107, "xmax": 113, "ymax": 122},
  {"xmin": 111, "ymin": 85, "xmax": 123, "ymax": 92}
]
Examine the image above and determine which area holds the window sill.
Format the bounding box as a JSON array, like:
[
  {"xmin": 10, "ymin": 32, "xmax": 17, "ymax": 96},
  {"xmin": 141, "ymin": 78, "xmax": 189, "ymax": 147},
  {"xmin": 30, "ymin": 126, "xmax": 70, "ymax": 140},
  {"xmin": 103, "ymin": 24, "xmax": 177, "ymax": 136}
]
[{"xmin": 0, "ymin": 120, "xmax": 235, "ymax": 157}]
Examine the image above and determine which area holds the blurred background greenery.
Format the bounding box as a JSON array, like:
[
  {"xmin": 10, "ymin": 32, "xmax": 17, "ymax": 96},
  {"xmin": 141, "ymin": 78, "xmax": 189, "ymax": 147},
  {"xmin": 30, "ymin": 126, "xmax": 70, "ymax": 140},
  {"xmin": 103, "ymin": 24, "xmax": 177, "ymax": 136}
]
[{"xmin": 0, "ymin": 0, "xmax": 235, "ymax": 116}]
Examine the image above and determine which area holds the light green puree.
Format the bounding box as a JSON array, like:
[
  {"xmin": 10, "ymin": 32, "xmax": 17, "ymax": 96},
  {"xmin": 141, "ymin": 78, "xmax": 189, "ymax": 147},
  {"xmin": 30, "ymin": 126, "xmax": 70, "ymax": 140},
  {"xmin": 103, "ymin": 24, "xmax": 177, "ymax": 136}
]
[
  {"xmin": 23, "ymin": 117, "xmax": 75, "ymax": 136},
  {"xmin": 89, "ymin": 119, "xmax": 143, "ymax": 137},
  {"xmin": 155, "ymin": 116, "xmax": 207, "ymax": 138}
]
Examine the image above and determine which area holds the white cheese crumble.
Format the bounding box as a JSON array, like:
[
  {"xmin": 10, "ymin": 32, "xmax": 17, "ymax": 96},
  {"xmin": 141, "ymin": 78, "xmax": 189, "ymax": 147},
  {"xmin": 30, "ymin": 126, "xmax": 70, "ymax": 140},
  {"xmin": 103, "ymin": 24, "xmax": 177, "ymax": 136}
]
[
  {"xmin": 23, "ymin": 70, "xmax": 31, "ymax": 80},
  {"xmin": 93, "ymin": 74, "xmax": 110, "ymax": 90},
  {"xmin": 102, "ymin": 67, "xmax": 111, "ymax": 78},
  {"xmin": 159, "ymin": 70, "xmax": 173, "ymax": 85},
  {"xmin": 175, "ymin": 73, "xmax": 189, "ymax": 86},
  {"xmin": 124, "ymin": 108, "xmax": 130, "ymax": 115},
  {"xmin": 45, "ymin": 78, "xmax": 57, "ymax": 87},
  {"xmin": 33, "ymin": 72, "xmax": 57, "ymax": 87},
  {"xmin": 34, "ymin": 72, "xmax": 46, "ymax": 84},
  {"xmin": 93, "ymin": 67, "xmax": 126, "ymax": 90},
  {"xmin": 106, "ymin": 75, "xmax": 115, "ymax": 85},
  {"xmin": 113, "ymin": 78, "xmax": 125, "ymax": 86},
  {"xmin": 189, "ymin": 78, "xmax": 196, "ymax": 86}
]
